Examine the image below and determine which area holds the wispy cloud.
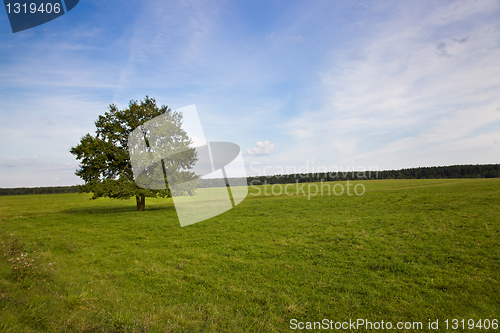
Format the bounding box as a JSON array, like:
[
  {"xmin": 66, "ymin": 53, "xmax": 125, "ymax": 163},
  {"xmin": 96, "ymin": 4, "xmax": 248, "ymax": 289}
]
[
  {"xmin": 284, "ymin": 0, "xmax": 500, "ymax": 168},
  {"xmin": 287, "ymin": 35, "xmax": 305, "ymax": 42},
  {"xmin": 347, "ymin": 49, "xmax": 368, "ymax": 61},
  {"xmin": 117, "ymin": 0, "xmax": 220, "ymax": 90},
  {"xmin": 4, "ymin": 155, "xmax": 38, "ymax": 167},
  {"xmin": 43, "ymin": 162, "xmax": 78, "ymax": 171}
]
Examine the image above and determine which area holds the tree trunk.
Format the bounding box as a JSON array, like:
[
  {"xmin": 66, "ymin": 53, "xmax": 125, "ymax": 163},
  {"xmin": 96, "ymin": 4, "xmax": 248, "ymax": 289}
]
[{"xmin": 136, "ymin": 195, "xmax": 146, "ymax": 211}]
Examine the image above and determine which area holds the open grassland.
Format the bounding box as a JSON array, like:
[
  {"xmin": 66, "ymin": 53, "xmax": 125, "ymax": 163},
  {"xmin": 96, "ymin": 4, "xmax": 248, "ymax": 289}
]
[{"xmin": 0, "ymin": 179, "xmax": 499, "ymax": 332}]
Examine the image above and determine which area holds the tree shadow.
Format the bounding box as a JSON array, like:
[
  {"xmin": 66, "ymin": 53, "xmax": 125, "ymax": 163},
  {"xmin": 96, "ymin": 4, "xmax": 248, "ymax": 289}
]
[{"xmin": 63, "ymin": 204, "xmax": 176, "ymax": 215}]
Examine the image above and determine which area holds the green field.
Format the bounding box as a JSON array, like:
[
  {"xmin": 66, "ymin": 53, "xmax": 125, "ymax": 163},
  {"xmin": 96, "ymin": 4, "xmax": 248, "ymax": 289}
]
[{"xmin": 1, "ymin": 179, "xmax": 499, "ymax": 332}]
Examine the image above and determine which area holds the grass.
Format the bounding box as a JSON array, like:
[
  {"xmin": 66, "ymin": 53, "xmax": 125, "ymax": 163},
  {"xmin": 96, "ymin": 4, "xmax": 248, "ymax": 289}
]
[{"xmin": 0, "ymin": 178, "xmax": 499, "ymax": 332}]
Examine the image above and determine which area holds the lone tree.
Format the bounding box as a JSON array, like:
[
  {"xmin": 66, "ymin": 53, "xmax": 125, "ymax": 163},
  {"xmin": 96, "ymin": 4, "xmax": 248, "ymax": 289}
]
[{"xmin": 70, "ymin": 96, "xmax": 196, "ymax": 210}]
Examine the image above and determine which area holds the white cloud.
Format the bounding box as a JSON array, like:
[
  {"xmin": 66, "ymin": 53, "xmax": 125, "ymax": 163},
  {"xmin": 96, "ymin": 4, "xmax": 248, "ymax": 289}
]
[
  {"xmin": 190, "ymin": 136, "xmax": 207, "ymax": 147},
  {"xmin": 288, "ymin": 35, "xmax": 305, "ymax": 42},
  {"xmin": 245, "ymin": 140, "xmax": 275, "ymax": 156}
]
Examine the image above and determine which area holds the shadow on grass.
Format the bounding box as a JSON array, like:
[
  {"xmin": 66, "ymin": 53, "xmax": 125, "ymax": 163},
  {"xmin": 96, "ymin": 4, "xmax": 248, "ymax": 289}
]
[{"xmin": 62, "ymin": 204, "xmax": 176, "ymax": 215}]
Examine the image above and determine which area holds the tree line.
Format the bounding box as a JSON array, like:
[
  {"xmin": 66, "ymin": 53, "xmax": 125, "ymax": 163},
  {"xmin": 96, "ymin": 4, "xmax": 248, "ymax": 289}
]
[
  {"xmin": 1, "ymin": 164, "xmax": 498, "ymax": 196},
  {"xmin": 244, "ymin": 164, "xmax": 500, "ymax": 185},
  {"xmin": 0, "ymin": 186, "xmax": 80, "ymax": 196}
]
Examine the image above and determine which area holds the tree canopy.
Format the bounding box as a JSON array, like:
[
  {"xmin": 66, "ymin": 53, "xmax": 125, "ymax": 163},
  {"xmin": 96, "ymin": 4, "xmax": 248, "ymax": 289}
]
[{"xmin": 70, "ymin": 96, "xmax": 196, "ymax": 210}]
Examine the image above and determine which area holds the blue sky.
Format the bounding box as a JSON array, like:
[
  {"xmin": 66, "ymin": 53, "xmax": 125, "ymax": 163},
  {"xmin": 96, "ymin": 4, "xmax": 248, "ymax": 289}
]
[{"xmin": 1, "ymin": 0, "xmax": 499, "ymax": 187}]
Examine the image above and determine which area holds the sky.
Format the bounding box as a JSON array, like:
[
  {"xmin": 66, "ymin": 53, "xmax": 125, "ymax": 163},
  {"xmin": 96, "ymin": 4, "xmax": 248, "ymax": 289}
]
[{"xmin": 1, "ymin": 0, "xmax": 499, "ymax": 188}]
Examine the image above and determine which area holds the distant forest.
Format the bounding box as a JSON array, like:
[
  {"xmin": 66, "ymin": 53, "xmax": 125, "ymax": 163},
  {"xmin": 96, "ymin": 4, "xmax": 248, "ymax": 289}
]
[
  {"xmin": 1, "ymin": 164, "xmax": 499, "ymax": 195},
  {"xmin": 243, "ymin": 163, "xmax": 500, "ymax": 186},
  {"xmin": 0, "ymin": 185, "xmax": 80, "ymax": 196}
]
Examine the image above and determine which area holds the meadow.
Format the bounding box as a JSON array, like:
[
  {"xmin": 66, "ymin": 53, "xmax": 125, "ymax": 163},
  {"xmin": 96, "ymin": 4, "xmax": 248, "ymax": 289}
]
[{"xmin": 0, "ymin": 178, "xmax": 499, "ymax": 332}]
